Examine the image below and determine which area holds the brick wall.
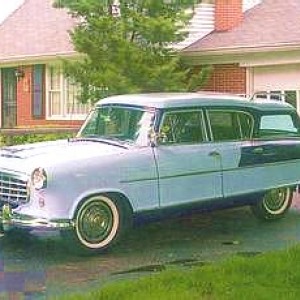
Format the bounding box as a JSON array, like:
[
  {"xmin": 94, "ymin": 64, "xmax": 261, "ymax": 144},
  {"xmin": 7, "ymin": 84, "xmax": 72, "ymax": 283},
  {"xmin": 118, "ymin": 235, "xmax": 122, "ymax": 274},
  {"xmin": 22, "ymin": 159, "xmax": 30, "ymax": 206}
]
[
  {"xmin": 17, "ymin": 66, "xmax": 33, "ymax": 126},
  {"xmin": 16, "ymin": 66, "xmax": 82, "ymax": 128},
  {"xmin": 201, "ymin": 64, "xmax": 246, "ymax": 95},
  {"xmin": 215, "ymin": 0, "xmax": 243, "ymax": 31}
]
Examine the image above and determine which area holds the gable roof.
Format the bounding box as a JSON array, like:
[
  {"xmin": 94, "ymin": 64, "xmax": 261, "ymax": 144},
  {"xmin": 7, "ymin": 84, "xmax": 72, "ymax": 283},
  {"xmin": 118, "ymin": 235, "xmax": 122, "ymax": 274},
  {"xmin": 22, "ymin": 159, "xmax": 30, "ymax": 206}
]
[
  {"xmin": 184, "ymin": 0, "xmax": 300, "ymax": 54},
  {"xmin": 0, "ymin": 0, "xmax": 76, "ymax": 64}
]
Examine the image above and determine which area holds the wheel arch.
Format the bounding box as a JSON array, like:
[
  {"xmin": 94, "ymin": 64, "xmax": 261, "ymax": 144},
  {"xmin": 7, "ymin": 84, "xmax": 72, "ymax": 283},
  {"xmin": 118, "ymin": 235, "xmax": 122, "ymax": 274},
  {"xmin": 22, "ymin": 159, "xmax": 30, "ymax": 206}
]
[
  {"xmin": 251, "ymin": 185, "xmax": 293, "ymax": 220},
  {"xmin": 71, "ymin": 190, "xmax": 134, "ymax": 222},
  {"xmin": 62, "ymin": 191, "xmax": 134, "ymax": 252}
]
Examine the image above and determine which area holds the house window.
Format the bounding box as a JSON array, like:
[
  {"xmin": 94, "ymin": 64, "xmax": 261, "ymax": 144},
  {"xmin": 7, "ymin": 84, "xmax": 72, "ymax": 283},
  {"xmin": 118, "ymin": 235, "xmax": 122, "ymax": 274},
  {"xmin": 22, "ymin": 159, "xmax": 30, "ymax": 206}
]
[
  {"xmin": 252, "ymin": 90, "xmax": 300, "ymax": 113},
  {"xmin": 46, "ymin": 65, "xmax": 91, "ymax": 120},
  {"xmin": 284, "ymin": 91, "xmax": 297, "ymax": 108}
]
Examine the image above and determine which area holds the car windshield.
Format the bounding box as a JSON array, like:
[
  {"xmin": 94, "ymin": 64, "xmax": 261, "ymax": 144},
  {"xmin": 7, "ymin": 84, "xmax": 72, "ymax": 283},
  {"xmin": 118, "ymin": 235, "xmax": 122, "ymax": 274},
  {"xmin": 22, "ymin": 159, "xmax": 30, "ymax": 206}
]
[{"xmin": 78, "ymin": 105, "xmax": 155, "ymax": 146}]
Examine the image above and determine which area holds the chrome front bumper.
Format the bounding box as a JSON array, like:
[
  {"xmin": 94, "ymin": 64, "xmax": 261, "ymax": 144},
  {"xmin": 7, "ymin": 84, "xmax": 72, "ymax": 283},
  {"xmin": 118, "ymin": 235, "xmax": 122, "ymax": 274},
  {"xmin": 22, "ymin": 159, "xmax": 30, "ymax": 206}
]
[{"xmin": 0, "ymin": 204, "xmax": 74, "ymax": 232}]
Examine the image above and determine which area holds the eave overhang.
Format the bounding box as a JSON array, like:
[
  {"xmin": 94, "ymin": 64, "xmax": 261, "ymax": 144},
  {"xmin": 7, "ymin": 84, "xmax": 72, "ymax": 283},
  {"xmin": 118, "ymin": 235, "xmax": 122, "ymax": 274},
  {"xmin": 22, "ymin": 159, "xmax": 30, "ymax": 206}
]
[
  {"xmin": 181, "ymin": 43, "xmax": 300, "ymax": 67},
  {"xmin": 0, "ymin": 51, "xmax": 80, "ymax": 67}
]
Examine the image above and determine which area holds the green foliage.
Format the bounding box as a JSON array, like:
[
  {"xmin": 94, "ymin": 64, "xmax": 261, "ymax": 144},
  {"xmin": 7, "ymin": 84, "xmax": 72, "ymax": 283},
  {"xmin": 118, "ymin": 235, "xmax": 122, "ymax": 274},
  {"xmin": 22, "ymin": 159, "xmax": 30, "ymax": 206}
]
[
  {"xmin": 54, "ymin": 0, "xmax": 206, "ymax": 103},
  {"xmin": 56, "ymin": 245, "xmax": 300, "ymax": 300},
  {"xmin": 0, "ymin": 132, "xmax": 73, "ymax": 146}
]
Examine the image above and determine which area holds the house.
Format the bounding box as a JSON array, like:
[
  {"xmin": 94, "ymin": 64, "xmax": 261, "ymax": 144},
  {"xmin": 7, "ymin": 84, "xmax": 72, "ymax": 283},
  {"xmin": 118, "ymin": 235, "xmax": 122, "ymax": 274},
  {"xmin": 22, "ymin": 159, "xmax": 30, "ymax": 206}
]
[
  {"xmin": 1, "ymin": 0, "xmax": 299, "ymax": 130},
  {"xmin": 182, "ymin": 0, "xmax": 300, "ymax": 113},
  {"xmin": 0, "ymin": 0, "xmax": 87, "ymax": 129}
]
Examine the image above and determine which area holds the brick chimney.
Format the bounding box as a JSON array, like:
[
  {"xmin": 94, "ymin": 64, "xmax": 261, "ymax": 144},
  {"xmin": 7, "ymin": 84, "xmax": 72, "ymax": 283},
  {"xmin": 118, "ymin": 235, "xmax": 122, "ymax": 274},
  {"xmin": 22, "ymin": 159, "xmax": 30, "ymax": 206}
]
[{"xmin": 215, "ymin": 0, "xmax": 243, "ymax": 32}]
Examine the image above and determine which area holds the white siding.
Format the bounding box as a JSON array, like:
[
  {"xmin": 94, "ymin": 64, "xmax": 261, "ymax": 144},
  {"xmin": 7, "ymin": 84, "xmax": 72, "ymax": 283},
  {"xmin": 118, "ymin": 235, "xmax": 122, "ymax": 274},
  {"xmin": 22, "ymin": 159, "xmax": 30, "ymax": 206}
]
[
  {"xmin": 175, "ymin": 3, "xmax": 215, "ymax": 50},
  {"xmin": 243, "ymin": 0, "xmax": 262, "ymax": 12}
]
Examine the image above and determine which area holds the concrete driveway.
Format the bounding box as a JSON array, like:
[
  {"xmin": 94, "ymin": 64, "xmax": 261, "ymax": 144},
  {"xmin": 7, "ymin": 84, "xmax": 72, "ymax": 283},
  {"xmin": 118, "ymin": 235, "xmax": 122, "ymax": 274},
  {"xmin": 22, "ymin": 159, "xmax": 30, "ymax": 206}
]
[{"xmin": 1, "ymin": 194, "xmax": 300, "ymax": 298}]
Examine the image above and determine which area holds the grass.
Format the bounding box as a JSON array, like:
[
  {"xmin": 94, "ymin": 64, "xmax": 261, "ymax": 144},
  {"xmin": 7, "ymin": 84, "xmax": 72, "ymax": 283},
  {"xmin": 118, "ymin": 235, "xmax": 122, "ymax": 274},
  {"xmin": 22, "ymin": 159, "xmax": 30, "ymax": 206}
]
[{"xmin": 56, "ymin": 244, "xmax": 300, "ymax": 300}]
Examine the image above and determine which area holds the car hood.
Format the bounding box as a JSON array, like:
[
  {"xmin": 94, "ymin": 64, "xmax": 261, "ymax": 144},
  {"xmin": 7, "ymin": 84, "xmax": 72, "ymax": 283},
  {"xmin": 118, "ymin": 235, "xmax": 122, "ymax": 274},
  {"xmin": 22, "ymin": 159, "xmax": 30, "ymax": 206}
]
[{"xmin": 0, "ymin": 139, "xmax": 128, "ymax": 173}]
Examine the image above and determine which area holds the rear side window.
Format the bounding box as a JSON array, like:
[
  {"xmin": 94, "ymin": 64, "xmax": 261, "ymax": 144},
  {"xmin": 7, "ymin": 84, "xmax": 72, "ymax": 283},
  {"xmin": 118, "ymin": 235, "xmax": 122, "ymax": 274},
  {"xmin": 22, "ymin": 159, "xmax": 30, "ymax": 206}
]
[
  {"xmin": 258, "ymin": 114, "xmax": 299, "ymax": 137},
  {"xmin": 208, "ymin": 110, "xmax": 254, "ymax": 142}
]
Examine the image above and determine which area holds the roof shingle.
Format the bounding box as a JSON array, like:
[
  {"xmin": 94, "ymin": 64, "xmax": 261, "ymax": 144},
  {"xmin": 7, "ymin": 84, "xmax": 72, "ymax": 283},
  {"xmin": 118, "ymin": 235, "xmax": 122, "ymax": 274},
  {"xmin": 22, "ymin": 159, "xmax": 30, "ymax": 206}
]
[
  {"xmin": 185, "ymin": 0, "xmax": 300, "ymax": 53},
  {"xmin": 0, "ymin": 0, "xmax": 76, "ymax": 62}
]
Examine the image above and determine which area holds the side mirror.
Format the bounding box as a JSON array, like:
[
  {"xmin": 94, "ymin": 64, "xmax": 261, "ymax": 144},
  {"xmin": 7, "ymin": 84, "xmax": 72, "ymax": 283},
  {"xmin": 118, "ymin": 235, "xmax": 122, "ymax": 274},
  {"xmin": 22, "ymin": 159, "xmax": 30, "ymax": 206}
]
[
  {"xmin": 148, "ymin": 128, "xmax": 158, "ymax": 147},
  {"xmin": 148, "ymin": 128, "xmax": 166, "ymax": 147}
]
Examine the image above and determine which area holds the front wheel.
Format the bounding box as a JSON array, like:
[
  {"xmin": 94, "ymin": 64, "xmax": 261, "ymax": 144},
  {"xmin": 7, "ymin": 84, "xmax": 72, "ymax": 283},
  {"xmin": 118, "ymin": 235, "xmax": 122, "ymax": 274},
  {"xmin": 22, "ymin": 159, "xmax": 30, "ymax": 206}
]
[
  {"xmin": 251, "ymin": 187, "xmax": 293, "ymax": 220},
  {"xmin": 63, "ymin": 194, "xmax": 130, "ymax": 253}
]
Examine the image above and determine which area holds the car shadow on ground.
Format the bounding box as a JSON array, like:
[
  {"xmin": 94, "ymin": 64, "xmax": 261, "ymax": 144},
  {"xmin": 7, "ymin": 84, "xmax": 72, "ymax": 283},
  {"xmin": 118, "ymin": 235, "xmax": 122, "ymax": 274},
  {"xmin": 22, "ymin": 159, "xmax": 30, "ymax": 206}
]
[
  {"xmin": 1, "ymin": 203, "xmax": 300, "ymax": 262},
  {"xmin": 1, "ymin": 204, "xmax": 300, "ymax": 298}
]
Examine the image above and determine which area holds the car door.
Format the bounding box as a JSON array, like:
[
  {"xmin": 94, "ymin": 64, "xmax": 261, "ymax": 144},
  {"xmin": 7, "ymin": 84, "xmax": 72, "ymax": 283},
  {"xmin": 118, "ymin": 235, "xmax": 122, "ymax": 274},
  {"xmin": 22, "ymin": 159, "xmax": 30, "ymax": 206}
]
[
  {"xmin": 205, "ymin": 109, "xmax": 254, "ymax": 198},
  {"xmin": 205, "ymin": 108, "xmax": 300, "ymax": 199},
  {"xmin": 235, "ymin": 112, "xmax": 300, "ymax": 194},
  {"xmin": 154, "ymin": 109, "xmax": 223, "ymax": 208}
]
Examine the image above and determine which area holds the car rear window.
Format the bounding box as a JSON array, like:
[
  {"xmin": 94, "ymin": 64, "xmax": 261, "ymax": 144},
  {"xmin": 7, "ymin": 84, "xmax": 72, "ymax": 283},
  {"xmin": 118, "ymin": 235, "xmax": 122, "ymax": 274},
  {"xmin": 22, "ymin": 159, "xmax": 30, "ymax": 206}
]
[{"xmin": 258, "ymin": 114, "xmax": 299, "ymax": 137}]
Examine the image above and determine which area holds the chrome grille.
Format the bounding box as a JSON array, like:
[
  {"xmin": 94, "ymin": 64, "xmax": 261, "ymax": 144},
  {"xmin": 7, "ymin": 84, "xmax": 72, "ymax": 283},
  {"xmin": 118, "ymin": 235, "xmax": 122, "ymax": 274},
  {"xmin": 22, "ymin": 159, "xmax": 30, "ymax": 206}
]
[{"xmin": 0, "ymin": 171, "xmax": 29, "ymax": 206}]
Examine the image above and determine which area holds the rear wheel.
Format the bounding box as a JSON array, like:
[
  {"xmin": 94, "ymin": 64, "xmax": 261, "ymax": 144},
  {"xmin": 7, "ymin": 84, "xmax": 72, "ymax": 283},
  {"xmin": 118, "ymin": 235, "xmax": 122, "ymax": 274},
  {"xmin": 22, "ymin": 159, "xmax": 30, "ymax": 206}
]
[
  {"xmin": 251, "ymin": 187, "xmax": 293, "ymax": 220},
  {"xmin": 63, "ymin": 194, "xmax": 131, "ymax": 253}
]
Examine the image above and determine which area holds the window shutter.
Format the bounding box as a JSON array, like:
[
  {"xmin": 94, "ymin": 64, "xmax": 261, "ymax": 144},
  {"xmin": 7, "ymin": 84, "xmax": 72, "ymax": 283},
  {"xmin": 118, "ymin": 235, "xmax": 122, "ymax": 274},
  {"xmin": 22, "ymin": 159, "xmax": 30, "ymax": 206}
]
[{"xmin": 32, "ymin": 64, "xmax": 45, "ymax": 118}]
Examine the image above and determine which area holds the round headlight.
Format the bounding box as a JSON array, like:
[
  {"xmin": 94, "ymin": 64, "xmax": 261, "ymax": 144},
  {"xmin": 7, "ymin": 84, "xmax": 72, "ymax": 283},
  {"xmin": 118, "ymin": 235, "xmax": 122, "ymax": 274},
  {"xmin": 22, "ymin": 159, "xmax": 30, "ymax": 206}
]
[{"xmin": 31, "ymin": 168, "xmax": 47, "ymax": 190}]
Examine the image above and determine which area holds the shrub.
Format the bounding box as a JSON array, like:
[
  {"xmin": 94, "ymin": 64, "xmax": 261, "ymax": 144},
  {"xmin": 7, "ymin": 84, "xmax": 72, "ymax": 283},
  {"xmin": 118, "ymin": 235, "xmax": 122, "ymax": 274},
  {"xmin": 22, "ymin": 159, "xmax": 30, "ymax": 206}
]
[{"xmin": 0, "ymin": 132, "xmax": 74, "ymax": 146}]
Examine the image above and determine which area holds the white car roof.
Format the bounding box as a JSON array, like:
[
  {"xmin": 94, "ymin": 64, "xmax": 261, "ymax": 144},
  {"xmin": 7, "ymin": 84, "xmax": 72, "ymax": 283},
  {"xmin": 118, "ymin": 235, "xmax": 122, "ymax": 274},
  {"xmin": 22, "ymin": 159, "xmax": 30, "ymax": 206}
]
[{"xmin": 96, "ymin": 92, "xmax": 295, "ymax": 111}]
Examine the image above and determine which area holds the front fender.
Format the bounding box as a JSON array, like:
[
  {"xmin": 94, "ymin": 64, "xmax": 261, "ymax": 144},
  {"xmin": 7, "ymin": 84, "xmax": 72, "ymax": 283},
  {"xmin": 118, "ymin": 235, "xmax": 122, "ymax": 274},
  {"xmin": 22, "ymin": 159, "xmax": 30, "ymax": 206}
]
[{"xmin": 68, "ymin": 188, "xmax": 134, "ymax": 220}]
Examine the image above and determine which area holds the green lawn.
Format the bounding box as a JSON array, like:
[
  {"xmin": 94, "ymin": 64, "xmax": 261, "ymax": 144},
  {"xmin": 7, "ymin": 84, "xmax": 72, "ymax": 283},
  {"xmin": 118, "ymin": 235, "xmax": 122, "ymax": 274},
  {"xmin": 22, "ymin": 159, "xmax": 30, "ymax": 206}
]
[{"xmin": 57, "ymin": 245, "xmax": 300, "ymax": 300}]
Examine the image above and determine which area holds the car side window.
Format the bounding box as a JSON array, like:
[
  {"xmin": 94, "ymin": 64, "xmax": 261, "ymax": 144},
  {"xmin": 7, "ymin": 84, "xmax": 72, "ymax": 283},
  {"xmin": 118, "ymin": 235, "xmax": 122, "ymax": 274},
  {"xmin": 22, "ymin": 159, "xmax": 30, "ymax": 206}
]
[
  {"xmin": 258, "ymin": 114, "xmax": 299, "ymax": 137},
  {"xmin": 208, "ymin": 110, "xmax": 254, "ymax": 142},
  {"xmin": 159, "ymin": 110, "xmax": 206, "ymax": 144}
]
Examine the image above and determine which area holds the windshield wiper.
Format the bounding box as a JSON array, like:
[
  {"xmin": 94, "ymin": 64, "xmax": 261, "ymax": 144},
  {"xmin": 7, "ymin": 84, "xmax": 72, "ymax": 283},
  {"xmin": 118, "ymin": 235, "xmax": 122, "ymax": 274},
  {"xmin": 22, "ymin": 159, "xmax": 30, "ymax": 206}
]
[{"xmin": 69, "ymin": 136, "xmax": 129, "ymax": 149}]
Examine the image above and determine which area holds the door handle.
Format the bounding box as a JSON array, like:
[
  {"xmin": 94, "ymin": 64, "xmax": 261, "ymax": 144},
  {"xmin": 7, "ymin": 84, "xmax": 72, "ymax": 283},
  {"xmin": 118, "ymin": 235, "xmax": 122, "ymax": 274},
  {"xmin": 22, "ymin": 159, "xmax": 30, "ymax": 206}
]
[
  {"xmin": 252, "ymin": 147, "xmax": 264, "ymax": 155},
  {"xmin": 209, "ymin": 150, "xmax": 221, "ymax": 157},
  {"xmin": 252, "ymin": 147, "xmax": 276, "ymax": 156}
]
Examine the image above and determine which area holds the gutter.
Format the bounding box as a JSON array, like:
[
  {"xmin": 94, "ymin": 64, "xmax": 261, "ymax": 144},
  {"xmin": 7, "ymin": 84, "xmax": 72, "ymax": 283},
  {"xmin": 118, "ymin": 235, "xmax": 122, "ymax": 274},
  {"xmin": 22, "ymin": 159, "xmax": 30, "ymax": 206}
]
[
  {"xmin": 181, "ymin": 43, "xmax": 300, "ymax": 66},
  {"xmin": 0, "ymin": 51, "xmax": 81, "ymax": 66},
  {"xmin": 183, "ymin": 42, "xmax": 300, "ymax": 57}
]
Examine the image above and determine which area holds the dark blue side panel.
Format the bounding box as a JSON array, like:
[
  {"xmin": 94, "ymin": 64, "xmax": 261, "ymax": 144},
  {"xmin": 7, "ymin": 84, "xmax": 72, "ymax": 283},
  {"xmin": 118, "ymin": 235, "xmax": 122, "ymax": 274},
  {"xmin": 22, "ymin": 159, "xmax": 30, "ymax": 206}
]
[{"xmin": 240, "ymin": 141, "xmax": 300, "ymax": 167}]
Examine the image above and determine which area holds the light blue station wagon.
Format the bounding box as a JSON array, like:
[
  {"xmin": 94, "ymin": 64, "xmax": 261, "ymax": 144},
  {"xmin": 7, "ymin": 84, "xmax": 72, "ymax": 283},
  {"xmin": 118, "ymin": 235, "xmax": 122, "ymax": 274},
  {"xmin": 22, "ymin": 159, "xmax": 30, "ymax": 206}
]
[{"xmin": 1, "ymin": 92, "xmax": 300, "ymax": 252}]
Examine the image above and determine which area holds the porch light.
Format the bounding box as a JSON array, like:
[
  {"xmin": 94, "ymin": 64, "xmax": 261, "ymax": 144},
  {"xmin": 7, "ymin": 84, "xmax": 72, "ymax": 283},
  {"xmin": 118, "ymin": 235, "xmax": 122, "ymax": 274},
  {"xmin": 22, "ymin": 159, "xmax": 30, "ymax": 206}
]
[{"xmin": 15, "ymin": 68, "xmax": 25, "ymax": 80}]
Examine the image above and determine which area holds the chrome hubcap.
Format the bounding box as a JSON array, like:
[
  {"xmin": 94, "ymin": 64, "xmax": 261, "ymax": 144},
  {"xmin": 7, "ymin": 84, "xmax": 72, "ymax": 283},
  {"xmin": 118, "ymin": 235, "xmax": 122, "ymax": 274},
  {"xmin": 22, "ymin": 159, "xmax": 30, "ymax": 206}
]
[
  {"xmin": 263, "ymin": 187, "xmax": 290, "ymax": 214},
  {"xmin": 77, "ymin": 201, "xmax": 113, "ymax": 244}
]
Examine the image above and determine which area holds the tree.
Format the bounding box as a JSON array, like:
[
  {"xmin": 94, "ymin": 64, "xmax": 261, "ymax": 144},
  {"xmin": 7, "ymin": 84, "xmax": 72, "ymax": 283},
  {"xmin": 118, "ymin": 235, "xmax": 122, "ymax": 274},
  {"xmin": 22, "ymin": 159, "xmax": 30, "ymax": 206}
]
[{"xmin": 55, "ymin": 0, "xmax": 208, "ymax": 103}]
